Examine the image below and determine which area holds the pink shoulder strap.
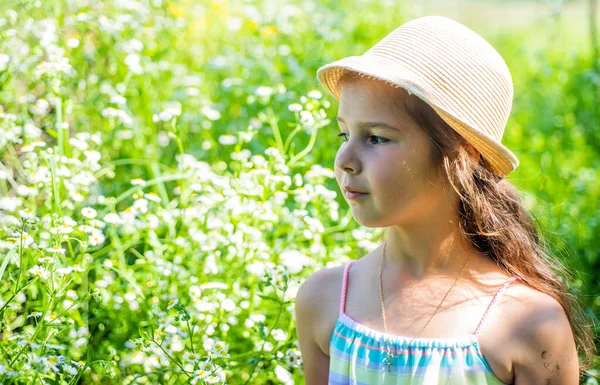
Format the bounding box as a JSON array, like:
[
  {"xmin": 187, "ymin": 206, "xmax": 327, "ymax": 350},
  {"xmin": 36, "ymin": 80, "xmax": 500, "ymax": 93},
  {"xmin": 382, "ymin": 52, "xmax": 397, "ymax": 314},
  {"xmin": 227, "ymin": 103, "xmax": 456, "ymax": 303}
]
[
  {"xmin": 473, "ymin": 276, "xmax": 519, "ymax": 337},
  {"xmin": 339, "ymin": 260, "xmax": 355, "ymax": 315}
]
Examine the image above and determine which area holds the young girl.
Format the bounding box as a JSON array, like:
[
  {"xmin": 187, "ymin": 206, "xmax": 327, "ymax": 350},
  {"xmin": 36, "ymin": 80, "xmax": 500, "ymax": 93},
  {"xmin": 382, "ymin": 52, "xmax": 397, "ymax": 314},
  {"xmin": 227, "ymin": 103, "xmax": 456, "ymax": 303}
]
[{"xmin": 295, "ymin": 15, "xmax": 595, "ymax": 385}]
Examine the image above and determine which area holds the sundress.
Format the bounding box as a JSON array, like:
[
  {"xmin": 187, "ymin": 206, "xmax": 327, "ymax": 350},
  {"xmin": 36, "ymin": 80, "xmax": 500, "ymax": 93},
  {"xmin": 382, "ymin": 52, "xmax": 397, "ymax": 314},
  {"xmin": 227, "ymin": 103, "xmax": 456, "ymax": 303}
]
[{"xmin": 329, "ymin": 259, "xmax": 518, "ymax": 384}]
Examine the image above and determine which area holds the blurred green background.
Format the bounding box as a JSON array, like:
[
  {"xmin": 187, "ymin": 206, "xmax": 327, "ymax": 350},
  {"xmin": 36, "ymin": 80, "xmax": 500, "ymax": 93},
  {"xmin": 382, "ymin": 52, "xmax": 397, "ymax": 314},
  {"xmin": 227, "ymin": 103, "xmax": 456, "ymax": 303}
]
[{"xmin": 0, "ymin": 0, "xmax": 598, "ymax": 383}]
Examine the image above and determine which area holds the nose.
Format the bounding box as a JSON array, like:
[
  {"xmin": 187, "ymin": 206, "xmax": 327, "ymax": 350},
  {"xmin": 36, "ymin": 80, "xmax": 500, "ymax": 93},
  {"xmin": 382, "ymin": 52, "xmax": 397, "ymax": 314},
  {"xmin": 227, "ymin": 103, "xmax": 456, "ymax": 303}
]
[{"xmin": 335, "ymin": 140, "xmax": 362, "ymax": 174}]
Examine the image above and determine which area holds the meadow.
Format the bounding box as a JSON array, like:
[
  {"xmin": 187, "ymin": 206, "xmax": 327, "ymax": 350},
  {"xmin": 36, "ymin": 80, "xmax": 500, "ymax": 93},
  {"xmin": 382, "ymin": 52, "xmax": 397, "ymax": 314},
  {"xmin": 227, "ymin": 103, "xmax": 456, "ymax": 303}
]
[{"xmin": 0, "ymin": 0, "xmax": 598, "ymax": 383}]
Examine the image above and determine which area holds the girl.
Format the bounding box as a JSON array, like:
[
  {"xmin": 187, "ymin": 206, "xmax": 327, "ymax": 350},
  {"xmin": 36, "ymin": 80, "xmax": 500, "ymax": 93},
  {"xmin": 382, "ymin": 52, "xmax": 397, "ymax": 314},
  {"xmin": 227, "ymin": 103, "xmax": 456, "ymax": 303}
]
[{"xmin": 295, "ymin": 15, "xmax": 595, "ymax": 385}]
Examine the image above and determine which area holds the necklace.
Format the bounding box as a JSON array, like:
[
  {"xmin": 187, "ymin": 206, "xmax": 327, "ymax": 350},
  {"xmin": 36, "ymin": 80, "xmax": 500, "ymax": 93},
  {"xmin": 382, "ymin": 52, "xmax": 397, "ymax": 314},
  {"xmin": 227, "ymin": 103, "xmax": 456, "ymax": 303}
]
[{"xmin": 379, "ymin": 240, "xmax": 473, "ymax": 373}]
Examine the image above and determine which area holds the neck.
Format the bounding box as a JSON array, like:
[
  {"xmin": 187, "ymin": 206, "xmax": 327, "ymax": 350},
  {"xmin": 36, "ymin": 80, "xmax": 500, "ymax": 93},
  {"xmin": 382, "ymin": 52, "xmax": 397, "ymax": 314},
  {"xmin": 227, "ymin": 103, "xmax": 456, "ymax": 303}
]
[{"xmin": 381, "ymin": 225, "xmax": 480, "ymax": 281}]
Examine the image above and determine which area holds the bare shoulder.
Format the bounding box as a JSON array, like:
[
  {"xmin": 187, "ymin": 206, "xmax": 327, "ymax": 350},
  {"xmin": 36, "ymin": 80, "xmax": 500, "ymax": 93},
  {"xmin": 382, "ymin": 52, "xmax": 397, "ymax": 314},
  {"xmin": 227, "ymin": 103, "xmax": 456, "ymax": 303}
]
[
  {"xmin": 502, "ymin": 282, "xmax": 580, "ymax": 384},
  {"xmin": 296, "ymin": 263, "xmax": 348, "ymax": 355}
]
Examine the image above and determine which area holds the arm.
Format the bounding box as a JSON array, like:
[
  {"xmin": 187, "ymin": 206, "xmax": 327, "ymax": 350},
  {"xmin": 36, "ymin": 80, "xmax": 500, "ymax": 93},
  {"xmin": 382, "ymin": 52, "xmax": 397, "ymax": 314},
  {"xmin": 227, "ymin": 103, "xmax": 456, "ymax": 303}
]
[
  {"xmin": 295, "ymin": 270, "xmax": 331, "ymax": 385},
  {"xmin": 513, "ymin": 298, "xmax": 580, "ymax": 385}
]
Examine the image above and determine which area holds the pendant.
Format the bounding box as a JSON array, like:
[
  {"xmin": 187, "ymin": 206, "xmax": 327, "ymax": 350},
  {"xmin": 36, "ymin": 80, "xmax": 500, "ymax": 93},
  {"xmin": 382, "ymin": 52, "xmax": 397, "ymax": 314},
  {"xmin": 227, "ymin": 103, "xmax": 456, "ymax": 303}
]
[{"xmin": 382, "ymin": 347, "xmax": 400, "ymax": 372}]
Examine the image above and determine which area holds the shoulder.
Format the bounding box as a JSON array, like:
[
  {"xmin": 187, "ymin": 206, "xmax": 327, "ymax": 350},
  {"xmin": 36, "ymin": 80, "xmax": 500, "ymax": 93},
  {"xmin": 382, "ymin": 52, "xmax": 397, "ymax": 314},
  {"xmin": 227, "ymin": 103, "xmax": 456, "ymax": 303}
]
[
  {"xmin": 296, "ymin": 263, "xmax": 347, "ymax": 306},
  {"xmin": 295, "ymin": 262, "xmax": 349, "ymax": 354},
  {"xmin": 505, "ymin": 285, "xmax": 580, "ymax": 384}
]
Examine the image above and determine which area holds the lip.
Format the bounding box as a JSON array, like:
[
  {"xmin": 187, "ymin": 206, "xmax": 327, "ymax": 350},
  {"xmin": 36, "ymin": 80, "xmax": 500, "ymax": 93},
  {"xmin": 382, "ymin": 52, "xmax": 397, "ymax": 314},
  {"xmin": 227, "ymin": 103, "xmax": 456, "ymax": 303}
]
[
  {"xmin": 343, "ymin": 185, "xmax": 368, "ymax": 194},
  {"xmin": 346, "ymin": 190, "xmax": 369, "ymax": 200},
  {"xmin": 344, "ymin": 185, "xmax": 369, "ymax": 200}
]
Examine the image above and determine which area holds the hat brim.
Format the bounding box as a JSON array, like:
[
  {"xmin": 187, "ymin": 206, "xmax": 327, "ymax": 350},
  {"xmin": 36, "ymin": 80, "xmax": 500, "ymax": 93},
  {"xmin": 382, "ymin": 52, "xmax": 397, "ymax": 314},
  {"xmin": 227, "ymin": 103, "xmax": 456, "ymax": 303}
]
[{"xmin": 316, "ymin": 55, "xmax": 519, "ymax": 177}]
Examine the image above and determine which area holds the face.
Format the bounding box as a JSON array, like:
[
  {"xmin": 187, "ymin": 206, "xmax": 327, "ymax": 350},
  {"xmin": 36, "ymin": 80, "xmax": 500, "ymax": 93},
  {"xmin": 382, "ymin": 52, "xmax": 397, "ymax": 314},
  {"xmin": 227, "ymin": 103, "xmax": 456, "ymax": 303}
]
[{"xmin": 334, "ymin": 77, "xmax": 451, "ymax": 228}]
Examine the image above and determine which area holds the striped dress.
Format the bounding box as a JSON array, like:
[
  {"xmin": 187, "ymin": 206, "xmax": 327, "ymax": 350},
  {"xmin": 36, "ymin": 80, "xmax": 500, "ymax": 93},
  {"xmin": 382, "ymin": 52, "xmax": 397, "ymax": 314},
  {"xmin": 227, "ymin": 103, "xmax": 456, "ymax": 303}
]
[{"xmin": 329, "ymin": 260, "xmax": 518, "ymax": 385}]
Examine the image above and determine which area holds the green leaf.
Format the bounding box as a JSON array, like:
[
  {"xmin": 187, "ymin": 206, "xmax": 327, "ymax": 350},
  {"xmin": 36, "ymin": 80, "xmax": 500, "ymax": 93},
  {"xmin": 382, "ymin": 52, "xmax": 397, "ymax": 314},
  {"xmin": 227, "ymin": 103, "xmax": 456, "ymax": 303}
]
[{"xmin": 257, "ymin": 293, "xmax": 280, "ymax": 303}]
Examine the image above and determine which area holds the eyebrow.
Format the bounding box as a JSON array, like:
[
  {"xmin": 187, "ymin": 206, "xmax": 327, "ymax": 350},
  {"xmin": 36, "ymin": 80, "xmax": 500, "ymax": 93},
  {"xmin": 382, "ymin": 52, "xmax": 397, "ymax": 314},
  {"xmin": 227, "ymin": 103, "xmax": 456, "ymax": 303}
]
[{"xmin": 336, "ymin": 116, "xmax": 401, "ymax": 132}]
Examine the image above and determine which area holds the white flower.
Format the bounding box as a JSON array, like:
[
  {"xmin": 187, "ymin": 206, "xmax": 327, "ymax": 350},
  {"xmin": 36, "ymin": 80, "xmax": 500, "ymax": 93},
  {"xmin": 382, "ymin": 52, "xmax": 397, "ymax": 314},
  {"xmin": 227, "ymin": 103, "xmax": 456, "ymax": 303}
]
[
  {"xmin": 182, "ymin": 351, "xmax": 201, "ymax": 363},
  {"xmin": 81, "ymin": 207, "xmax": 97, "ymax": 219},
  {"xmin": 132, "ymin": 199, "xmax": 148, "ymax": 215},
  {"xmin": 103, "ymin": 213, "xmax": 124, "ymax": 224},
  {"xmin": 264, "ymin": 147, "xmax": 283, "ymax": 158},
  {"xmin": 130, "ymin": 178, "xmax": 146, "ymax": 186},
  {"xmin": 28, "ymin": 265, "xmax": 50, "ymax": 280},
  {"xmin": 19, "ymin": 209, "xmax": 34, "ymax": 219},
  {"xmin": 211, "ymin": 341, "xmax": 229, "ymax": 358},
  {"xmin": 305, "ymin": 164, "xmax": 335, "ymax": 180},
  {"xmin": 203, "ymin": 338, "xmax": 215, "ymax": 352},
  {"xmin": 152, "ymin": 101, "xmax": 181, "ymax": 122},
  {"xmin": 307, "ymin": 90, "xmax": 322, "ymax": 99},
  {"xmin": 218, "ymin": 135, "xmax": 237, "ymax": 145},
  {"xmin": 27, "ymin": 311, "xmax": 43, "ymax": 319},
  {"xmin": 84, "ymin": 150, "xmax": 101, "ymax": 163},
  {"xmin": 43, "ymin": 355, "xmax": 65, "ymax": 373},
  {"xmin": 274, "ymin": 364, "xmax": 293, "ymax": 384},
  {"xmin": 255, "ymin": 86, "xmax": 273, "ymax": 98},
  {"xmin": 166, "ymin": 298, "xmax": 179, "ymax": 310},
  {"xmin": 62, "ymin": 363, "xmax": 78, "ymax": 376},
  {"xmin": 88, "ymin": 230, "xmax": 105, "ymax": 246},
  {"xmin": 14, "ymin": 231, "xmax": 35, "ymax": 248},
  {"xmin": 0, "ymin": 53, "xmax": 9, "ymax": 71},
  {"xmin": 124, "ymin": 53, "xmax": 143, "ymax": 74},
  {"xmin": 230, "ymin": 149, "xmax": 252, "ymax": 162},
  {"xmin": 69, "ymin": 137, "xmax": 88, "ymax": 151},
  {"xmin": 300, "ymin": 110, "xmax": 315, "ymax": 126},
  {"xmin": 144, "ymin": 192, "xmax": 161, "ymax": 202},
  {"xmin": 67, "ymin": 38, "xmax": 80, "ymax": 48},
  {"xmin": 201, "ymin": 106, "xmax": 221, "ymax": 121},
  {"xmin": 280, "ymin": 250, "xmax": 312, "ymax": 274},
  {"xmin": 57, "ymin": 224, "xmax": 74, "ymax": 234},
  {"xmin": 189, "ymin": 285, "xmax": 201, "ymax": 298},
  {"xmin": 288, "ymin": 103, "xmax": 302, "ymax": 112},
  {"xmin": 101, "ymin": 107, "xmax": 132, "ymax": 126},
  {"xmin": 285, "ymin": 348, "xmax": 302, "ymax": 368},
  {"xmin": 34, "ymin": 55, "xmax": 72, "ymax": 77},
  {"xmin": 271, "ymin": 329, "xmax": 287, "ymax": 342},
  {"xmin": 47, "ymin": 245, "xmax": 66, "ymax": 254},
  {"xmin": 101, "ymin": 107, "xmax": 118, "ymax": 118},
  {"xmin": 110, "ymin": 95, "xmax": 127, "ymax": 106},
  {"xmin": 56, "ymin": 267, "xmax": 74, "ymax": 276},
  {"xmin": 220, "ymin": 299, "xmax": 236, "ymax": 312}
]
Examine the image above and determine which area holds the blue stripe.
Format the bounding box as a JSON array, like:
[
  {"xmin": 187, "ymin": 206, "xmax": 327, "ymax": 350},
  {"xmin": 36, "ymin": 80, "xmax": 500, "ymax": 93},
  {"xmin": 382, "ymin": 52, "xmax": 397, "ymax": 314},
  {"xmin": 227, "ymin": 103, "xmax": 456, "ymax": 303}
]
[{"xmin": 329, "ymin": 314, "xmax": 510, "ymax": 384}]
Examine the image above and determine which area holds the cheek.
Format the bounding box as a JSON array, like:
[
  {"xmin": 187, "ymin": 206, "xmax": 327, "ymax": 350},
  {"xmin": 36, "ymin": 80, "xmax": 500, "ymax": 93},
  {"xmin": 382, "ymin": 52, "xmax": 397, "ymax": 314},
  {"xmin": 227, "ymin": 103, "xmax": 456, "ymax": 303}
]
[{"xmin": 369, "ymin": 156, "xmax": 422, "ymax": 200}]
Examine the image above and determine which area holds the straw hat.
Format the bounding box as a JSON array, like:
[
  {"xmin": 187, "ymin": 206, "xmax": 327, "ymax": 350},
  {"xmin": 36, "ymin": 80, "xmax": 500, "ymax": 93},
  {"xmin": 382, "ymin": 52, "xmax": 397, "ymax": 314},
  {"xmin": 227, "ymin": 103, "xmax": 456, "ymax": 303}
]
[{"xmin": 316, "ymin": 15, "xmax": 519, "ymax": 177}]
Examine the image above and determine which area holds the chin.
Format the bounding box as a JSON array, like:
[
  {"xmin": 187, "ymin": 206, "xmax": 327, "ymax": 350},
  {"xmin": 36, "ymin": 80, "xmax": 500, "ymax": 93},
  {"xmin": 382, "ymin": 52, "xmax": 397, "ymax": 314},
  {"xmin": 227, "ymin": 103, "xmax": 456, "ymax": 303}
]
[{"xmin": 351, "ymin": 214, "xmax": 386, "ymax": 228}]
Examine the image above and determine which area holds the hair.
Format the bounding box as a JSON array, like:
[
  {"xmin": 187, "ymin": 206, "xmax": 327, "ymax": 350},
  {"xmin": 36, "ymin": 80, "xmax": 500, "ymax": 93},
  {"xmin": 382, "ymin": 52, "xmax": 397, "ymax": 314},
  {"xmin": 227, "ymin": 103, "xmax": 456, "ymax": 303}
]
[{"xmin": 335, "ymin": 70, "xmax": 597, "ymax": 375}]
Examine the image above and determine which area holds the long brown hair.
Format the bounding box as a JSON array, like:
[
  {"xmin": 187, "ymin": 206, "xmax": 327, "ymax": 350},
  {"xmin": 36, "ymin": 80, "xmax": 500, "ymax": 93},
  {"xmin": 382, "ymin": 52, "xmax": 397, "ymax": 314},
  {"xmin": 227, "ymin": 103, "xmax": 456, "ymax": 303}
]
[{"xmin": 335, "ymin": 71, "xmax": 596, "ymax": 374}]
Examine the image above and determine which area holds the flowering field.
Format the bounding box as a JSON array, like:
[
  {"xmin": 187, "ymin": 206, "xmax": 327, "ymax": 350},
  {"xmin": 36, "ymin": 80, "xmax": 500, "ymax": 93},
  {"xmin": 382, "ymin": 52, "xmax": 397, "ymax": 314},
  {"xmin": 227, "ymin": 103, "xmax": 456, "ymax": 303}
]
[{"xmin": 0, "ymin": 0, "xmax": 598, "ymax": 384}]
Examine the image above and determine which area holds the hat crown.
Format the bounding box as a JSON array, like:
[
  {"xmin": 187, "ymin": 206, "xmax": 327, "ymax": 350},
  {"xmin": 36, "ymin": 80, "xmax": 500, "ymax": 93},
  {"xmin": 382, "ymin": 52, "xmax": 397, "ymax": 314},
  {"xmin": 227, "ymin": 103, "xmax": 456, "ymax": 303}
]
[{"xmin": 363, "ymin": 15, "xmax": 514, "ymax": 142}]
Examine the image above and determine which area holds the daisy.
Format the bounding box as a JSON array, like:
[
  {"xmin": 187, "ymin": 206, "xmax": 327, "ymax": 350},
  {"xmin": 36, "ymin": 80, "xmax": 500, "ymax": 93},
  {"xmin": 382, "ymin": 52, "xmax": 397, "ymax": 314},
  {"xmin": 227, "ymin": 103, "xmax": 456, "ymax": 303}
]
[
  {"xmin": 103, "ymin": 213, "xmax": 123, "ymax": 224},
  {"xmin": 57, "ymin": 224, "xmax": 74, "ymax": 234},
  {"xmin": 88, "ymin": 229, "xmax": 105, "ymax": 246},
  {"xmin": 182, "ymin": 351, "xmax": 201, "ymax": 363},
  {"xmin": 28, "ymin": 265, "xmax": 50, "ymax": 280},
  {"xmin": 19, "ymin": 209, "xmax": 34, "ymax": 219},
  {"xmin": 81, "ymin": 207, "xmax": 97, "ymax": 219},
  {"xmin": 166, "ymin": 298, "xmax": 179, "ymax": 310},
  {"xmin": 47, "ymin": 245, "xmax": 66, "ymax": 254},
  {"xmin": 144, "ymin": 192, "xmax": 161, "ymax": 202}
]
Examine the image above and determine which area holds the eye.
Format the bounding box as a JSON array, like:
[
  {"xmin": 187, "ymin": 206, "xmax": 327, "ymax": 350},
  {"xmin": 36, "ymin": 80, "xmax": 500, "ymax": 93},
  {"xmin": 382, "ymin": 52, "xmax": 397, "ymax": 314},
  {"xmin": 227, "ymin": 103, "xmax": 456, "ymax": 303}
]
[
  {"xmin": 336, "ymin": 133, "xmax": 389, "ymax": 145},
  {"xmin": 369, "ymin": 135, "xmax": 389, "ymax": 144}
]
